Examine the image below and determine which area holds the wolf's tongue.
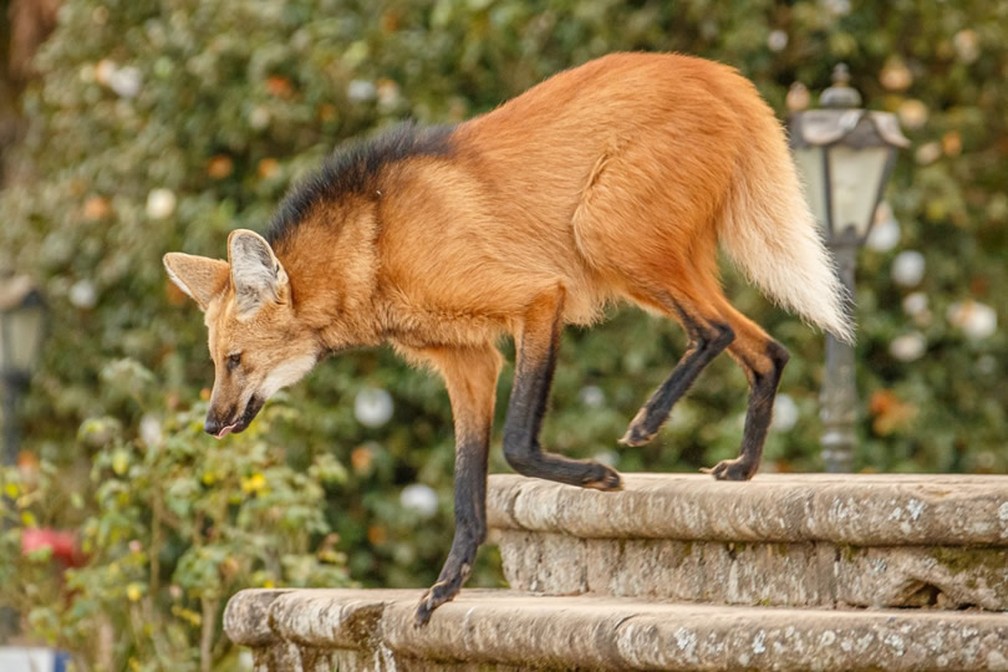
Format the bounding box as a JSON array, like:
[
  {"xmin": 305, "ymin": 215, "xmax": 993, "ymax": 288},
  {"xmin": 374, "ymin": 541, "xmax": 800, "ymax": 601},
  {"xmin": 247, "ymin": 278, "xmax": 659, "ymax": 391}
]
[{"xmin": 214, "ymin": 423, "xmax": 237, "ymax": 440}]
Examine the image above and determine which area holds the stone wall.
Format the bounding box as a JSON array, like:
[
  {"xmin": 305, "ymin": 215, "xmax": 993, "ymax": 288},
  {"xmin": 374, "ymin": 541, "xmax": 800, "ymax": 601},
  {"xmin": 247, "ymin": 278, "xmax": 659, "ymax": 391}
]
[
  {"xmin": 489, "ymin": 473, "xmax": 1008, "ymax": 611},
  {"xmin": 225, "ymin": 473, "xmax": 1008, "ymax": 670}
]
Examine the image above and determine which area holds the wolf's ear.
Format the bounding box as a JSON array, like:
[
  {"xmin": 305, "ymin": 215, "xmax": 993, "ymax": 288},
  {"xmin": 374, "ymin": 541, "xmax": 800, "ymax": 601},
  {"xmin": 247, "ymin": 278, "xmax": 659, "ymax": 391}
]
[
  {"xmin": 163, "ymin": 252, "xmax": 229, "ymax": 312},
  {"xmin": 227, "ymin": 229, "xmax": 289, "ymax": 319}
]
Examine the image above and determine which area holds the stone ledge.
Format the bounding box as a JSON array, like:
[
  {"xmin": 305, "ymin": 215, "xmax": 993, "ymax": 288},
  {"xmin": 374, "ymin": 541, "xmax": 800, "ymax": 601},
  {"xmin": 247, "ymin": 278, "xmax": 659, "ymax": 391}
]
[
  {"xmin": 488, "ymin": 473, "xmax": 1008, "ymax": 611},
  {"xmin": 225, "ymin": 588, "xmax": 1008, "ymax": 671},
  {"xmin": 486, "ymin": 473, "xmax": 1008, "ymax": 546},
  {"xmin": 495, "ymin": 532, "xmax": 1008, "ymax": 611}
]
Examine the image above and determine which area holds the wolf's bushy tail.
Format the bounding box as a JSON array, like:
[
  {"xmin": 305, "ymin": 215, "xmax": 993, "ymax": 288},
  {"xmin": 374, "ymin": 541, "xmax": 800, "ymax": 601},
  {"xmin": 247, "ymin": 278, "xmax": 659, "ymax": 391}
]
[{"xmin": 719, "ymin": 115, "xmax": 855, "ymax": 344}]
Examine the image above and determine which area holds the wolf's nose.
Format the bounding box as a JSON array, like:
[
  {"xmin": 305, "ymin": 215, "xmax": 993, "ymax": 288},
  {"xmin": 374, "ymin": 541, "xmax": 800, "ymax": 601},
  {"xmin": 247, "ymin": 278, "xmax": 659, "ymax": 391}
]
[
  {"xmin": 204, "ymin": 407, "xmax": 238, "ymax": 439},
  {"xmin": 204, "ymin": 416, "xmax": 224, "ymax": 436}
]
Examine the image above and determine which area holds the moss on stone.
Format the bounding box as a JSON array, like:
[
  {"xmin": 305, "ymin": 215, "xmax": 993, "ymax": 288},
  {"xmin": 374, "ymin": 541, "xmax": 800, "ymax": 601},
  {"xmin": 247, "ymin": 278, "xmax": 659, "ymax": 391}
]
[
  {"xmin": 929, "ymin": 546, "xmax": 1007, "ymax": 587},
  {"xmin": 839, "ymin": 544, "xmax": 864, "ymax": 563}
]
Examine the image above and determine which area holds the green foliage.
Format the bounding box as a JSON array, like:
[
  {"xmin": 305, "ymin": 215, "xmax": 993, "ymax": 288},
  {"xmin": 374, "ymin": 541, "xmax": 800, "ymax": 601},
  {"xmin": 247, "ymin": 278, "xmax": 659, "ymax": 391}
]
[
  {"xmin": 4, "ymin": 397, "xmax": 348, "ymax": 669},
  {"xmin": 0, "ymin": 0, "xmax": 1006, "ymax": 667}
]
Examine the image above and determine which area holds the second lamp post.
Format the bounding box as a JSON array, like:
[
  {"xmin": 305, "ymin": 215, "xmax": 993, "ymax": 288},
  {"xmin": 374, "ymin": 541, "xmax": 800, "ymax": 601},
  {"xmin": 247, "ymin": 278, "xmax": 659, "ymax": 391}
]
[{"xmin": 789, "ymin": 65, "xmax": 909, "ymax": 473}]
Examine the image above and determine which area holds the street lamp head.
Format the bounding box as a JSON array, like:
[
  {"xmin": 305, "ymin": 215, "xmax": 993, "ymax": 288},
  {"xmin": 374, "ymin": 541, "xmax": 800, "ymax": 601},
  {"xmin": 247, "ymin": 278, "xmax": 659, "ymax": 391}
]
[
  {"xmin": 790, "ymin": 64, "xmax": 909, "ymax": 246},
  {"xmin": 0, "ymin": 275, "xmax": 47, "ymax": 383},
  {"xmin": 819, "ymin": 64, "xmax": 863, "ymax": 109}
]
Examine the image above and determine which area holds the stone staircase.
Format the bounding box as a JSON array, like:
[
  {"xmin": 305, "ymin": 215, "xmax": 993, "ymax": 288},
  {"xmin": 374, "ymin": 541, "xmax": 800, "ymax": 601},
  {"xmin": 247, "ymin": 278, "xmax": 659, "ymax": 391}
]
[{"xmin": 225, "ymin": 473, "xmax": 1008, "ymax": 670}]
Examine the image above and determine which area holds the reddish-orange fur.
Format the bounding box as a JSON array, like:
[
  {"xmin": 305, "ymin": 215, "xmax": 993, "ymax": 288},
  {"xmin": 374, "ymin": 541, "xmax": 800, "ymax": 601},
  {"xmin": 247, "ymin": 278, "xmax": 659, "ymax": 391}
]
[{"xmin": 165, "ymin": 52, "xmax": 851, "ymax": 624}]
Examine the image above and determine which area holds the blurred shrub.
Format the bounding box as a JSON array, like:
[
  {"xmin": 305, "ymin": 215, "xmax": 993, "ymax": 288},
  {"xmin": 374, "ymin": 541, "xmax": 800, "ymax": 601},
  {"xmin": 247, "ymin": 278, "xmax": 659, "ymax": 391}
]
[
  {"xmin": 0, "ymin": 0, "xmax": 1006, "ymax": 666},
  {"xmin": 2, "ymin": 395, "xmax": 349, "ymax": 670}
]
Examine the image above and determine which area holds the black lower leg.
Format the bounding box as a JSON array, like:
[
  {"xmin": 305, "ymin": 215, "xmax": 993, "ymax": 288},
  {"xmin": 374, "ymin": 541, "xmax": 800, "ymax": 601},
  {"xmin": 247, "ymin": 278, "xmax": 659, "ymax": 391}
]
[
  {"xmin": 503, "ymin": 311, "xmax": 621, "ymax": 490},
  {"xmin": 415, "ymin": 435, "xmax": 488, "ymax": 626},
  {"xmin": 707, "ymin": 340, "xmax": 789, "ymax": 481},
  {"xmin": 621, "ymin": 312, "xmax": 735, "ymax": 447}
]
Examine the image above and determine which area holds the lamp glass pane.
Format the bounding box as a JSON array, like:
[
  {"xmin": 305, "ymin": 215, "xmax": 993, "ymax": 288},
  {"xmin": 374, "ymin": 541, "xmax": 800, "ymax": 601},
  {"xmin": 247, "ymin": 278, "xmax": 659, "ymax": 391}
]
[
  {"xmin": 0, "ymin": 304, "xmax": 44, "ymax": 375},
  {"xmin": 792, "ymin": 146, "xmax": 828, "ymax": 232},
  {"xmin": 826, "ymin": 144, "xmax": 890, "ymax": 239}
]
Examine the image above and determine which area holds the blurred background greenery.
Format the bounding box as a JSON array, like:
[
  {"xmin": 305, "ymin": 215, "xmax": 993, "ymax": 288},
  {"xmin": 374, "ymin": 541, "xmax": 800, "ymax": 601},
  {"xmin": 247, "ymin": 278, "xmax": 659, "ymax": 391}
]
[{"xmin": 0, "ymin": 0, "xmax": 1005, "ymax": 669}]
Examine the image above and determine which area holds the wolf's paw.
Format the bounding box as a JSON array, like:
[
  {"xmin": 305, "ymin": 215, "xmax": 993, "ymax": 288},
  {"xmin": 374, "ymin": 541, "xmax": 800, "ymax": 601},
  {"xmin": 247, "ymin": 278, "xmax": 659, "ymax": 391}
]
[
  {"xmin": 413, "ymin": 561, "xmax": 470, "ymax": 628},
  {"xmin": 702, "ymin": 457, "xmax": 757, "ymax": 481},
  {"xmin": 414, "ymin": 582, "xmax": 447, "ymax": 628},
  {"xmin": 618, "ymin": 407, "xmax": 658, "ymax": 447},
  {"xmin": 582, "ymin": 463, "xmax": 623, "ymax": 491}
]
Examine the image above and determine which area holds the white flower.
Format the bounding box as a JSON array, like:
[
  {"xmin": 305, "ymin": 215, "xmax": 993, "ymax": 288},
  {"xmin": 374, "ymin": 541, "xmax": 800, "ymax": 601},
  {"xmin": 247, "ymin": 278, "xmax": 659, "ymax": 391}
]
[
  {"xmin": 891, "ymin": 250, "xmax": 925, "ymax": 288},
  {"xmin": 901, "ymin": 292, "xmax": 928, "ymax": 317},
  {"xmin": 94, "ymin": 59, "xmax": 142, "ymax": 98},
  {"xmin": 898, "ymin": 100, "xmax": 929, "ymax": 130},
  {"xmin": 248, "ymin": 106, "xmax": 271, "ymax": 130},
  {"xmin": 889, "ymin": 332, "xmax": 927, "ymax": 362},
  {"xmin": 953, "ymin": 29, "xmax": 980, "ymax": 64},
  {"xmin": 146, "ymin": 188, "xmax": 177, "ymax": 220},
  {"xmin": 354, "ymin": 387, "xmax": 394, "ymax": 427},
  {"xmin": 579, "ymin": 385, "xmax": 605, "ymax": 408},
  {"xmin": 823, "ymin": 0, "xmax": 851, "ymax": 16},
  {"xmin": 767, "ymin": 30, "xmax": 788, "ymax": 52},
  {"xmin": 947, "ymin": 300, "xmax": 997, "ymax": 341},
  {"xmin": 139, "ymin": 414, "xmax": 163, "ymax": 448},
  {"xmin": 347, "ymin": 79, "xmax": 376, "ymax": 102},
  {"xmin": 108, "ymin": 65, "xmax": 142, "ymax": 98},
  {"xmin": 400, "ymin": 483, "xmax": 438, "ymax": 519},
  {"xmin": 915, "ymin": 142, "xmax": 941, "ymax": 165},
  {"xmin": 69, "ymin": 279, "xmax": 97, "ymax": 309},
  {"xmin": 771, "ymin": 393, "xmax": 799, "ymax": 432},
  {"xmin": 866, "ymin": 202, "xmax": 900, "ymax": 252}
]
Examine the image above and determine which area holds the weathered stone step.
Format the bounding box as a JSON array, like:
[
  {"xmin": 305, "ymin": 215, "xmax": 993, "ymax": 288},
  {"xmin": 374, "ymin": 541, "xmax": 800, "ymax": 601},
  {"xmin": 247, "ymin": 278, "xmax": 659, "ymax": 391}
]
[
  {"xmin": 225, "ymin": 588, "xmax": 1008, "ymax": 671},
  {"xmin": 487, "ymin": 473, "xmax": 1008, "ymax": 611}
]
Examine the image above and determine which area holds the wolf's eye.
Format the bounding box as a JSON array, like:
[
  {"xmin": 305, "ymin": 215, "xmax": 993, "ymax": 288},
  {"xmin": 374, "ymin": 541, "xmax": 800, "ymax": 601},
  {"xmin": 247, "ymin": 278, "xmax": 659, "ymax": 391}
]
[{"xmin": 226, "ymin": 353, "xmax": 242, "ymax": 372}]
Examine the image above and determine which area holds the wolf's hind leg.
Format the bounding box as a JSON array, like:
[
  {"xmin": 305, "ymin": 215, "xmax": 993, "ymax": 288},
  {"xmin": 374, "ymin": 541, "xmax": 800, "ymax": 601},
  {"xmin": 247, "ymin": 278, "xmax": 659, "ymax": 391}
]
[{"xmin": 502, "ymin": 286, "xmax": 622, "ymax": 491}]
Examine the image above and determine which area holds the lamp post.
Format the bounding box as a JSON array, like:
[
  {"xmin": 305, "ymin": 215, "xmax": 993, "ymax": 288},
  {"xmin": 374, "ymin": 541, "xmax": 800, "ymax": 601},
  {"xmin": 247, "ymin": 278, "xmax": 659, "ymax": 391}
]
[
  {"xmin": 0, "ymin": 276, "xmax": 51, "ymax": 642},
  {"xmin": 789, "ymin": 65, "xmax": 909, "ymax": 473},
  {"xmin": 0, "ymin": 275, "xmax": 47, "ymax": 467}
]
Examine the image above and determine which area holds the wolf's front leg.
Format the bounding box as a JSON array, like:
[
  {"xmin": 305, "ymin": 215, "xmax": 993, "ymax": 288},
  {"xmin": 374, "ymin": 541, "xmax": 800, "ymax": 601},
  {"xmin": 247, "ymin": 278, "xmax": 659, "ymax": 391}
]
[
  {"xmin": 408, "ymin": 345, "xmax": 502, "ymax": 627},
  {"xmin": 414, "ymin": 483, "xmax": 482, "ymax": 626}
]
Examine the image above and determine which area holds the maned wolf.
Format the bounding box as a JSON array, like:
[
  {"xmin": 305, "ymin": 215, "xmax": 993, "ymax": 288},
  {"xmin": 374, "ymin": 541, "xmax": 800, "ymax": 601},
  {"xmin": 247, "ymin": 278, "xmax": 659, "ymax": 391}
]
[{"xmin": 164, "ymin": 52, "xmax": 852, "ymax": 625}]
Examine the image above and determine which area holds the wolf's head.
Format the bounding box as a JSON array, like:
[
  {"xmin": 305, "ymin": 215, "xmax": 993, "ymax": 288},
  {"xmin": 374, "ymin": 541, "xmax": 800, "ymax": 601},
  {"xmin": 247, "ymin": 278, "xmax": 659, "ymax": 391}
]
[{"xmin": 164, "ymin": 230, "xmax": 320, "ymax": 438}]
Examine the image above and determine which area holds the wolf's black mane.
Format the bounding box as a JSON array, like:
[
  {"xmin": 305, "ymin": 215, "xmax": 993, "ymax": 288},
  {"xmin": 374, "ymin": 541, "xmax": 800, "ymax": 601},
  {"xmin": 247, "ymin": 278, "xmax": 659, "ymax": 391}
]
[{"xmin": 267, "ymin": 121, "xmax": 456, "ymax": 245}]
